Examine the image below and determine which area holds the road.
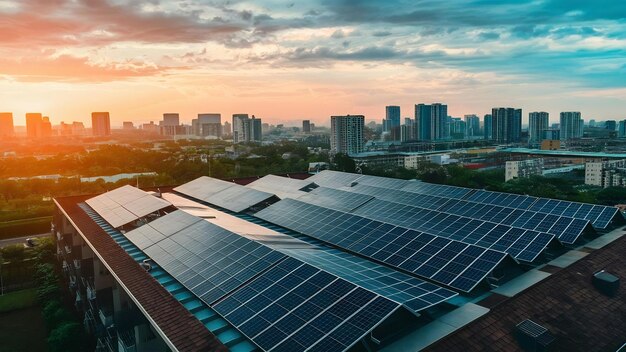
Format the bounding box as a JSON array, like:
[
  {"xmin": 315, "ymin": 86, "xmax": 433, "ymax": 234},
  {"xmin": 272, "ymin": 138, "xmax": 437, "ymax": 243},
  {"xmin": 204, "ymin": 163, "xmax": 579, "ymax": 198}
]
[{"xmin": 0, "ymin": 233, "xmax": 52, "ymax": 248}]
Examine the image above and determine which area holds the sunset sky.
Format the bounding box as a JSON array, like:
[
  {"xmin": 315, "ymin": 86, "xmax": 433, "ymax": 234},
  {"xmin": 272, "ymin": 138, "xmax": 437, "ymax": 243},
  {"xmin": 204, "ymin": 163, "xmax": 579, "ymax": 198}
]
[{"xmin": 0, "ymin": 0, "xmax": 625, "ymax": 127}]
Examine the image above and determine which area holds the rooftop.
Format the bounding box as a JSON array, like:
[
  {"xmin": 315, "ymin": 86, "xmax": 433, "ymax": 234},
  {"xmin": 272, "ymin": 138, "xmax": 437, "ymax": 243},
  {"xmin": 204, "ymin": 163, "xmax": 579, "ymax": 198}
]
[{"xmin": 500, "ymin": 147, "xmax": 626, "ymax": 159}]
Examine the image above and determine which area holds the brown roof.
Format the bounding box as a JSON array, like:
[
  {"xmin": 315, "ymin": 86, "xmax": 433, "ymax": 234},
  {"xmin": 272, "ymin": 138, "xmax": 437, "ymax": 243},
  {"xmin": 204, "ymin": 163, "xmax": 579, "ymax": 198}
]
[
  {"xmin": 55, "ymin": 195, "xmax": 228, "ymax": 352},
  {"xmin": 426, "ymin": 234, "xmax": 626, "ymax": 352}
]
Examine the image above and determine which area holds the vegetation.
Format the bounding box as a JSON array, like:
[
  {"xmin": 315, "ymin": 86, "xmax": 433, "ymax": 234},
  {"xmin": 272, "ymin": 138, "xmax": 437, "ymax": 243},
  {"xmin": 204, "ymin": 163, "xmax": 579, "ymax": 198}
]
[{"xmin": 0, "ymin": 288, "xmax": 38, "ymax": 313}]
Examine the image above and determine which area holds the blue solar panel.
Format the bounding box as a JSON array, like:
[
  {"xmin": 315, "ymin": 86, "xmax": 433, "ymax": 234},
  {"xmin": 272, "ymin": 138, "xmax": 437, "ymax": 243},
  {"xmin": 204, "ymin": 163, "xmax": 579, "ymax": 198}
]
[
  {"xmin": 255, "ymin": 199, "xmax": 509, "ymax": 292},
  {"xmin": 296, "ymin": 187, "xmax": 374, "ymax": 212}
]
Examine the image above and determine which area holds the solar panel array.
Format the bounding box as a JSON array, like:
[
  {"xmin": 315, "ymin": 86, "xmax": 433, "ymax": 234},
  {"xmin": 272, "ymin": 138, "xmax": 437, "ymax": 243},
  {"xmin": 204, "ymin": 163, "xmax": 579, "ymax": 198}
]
[
  {"xmin": 85, "ymin": 185, "xmax": 171, "ymax": 228},
  {"xmin": 175, "ymin": 176, "xmax": 276, "ymax": 212},
  {"xmin": 296, "ymin": 187, "xmax": 374, "ymax": 212},
  {"xmin": 353, "ymin": 199, "xmax": 554, "ymax": 262},
  {"xmin": 307, "ymin": 171, "xmax": 363, "ymax": 188},
  {"xmin": 528, "ymin": 198, "xmax": 619, "ymax": 229},
  {"xmin": 246, "ymin": 175, "xmax": 315, "ymax": 199},
  {"xmin": 400, "ymin": 181, "xmax": 473, "ymax": 199},
  {"xmin": 256, "ymin": 198, "xmax": 509, "ymax": 292},
  {"xmin": 213, "ymin": 258, "xmax": 400, "ymax": 352},
  {"xmin": 123, "ymin": 210, "xmax": 457, "ymax": 351}
]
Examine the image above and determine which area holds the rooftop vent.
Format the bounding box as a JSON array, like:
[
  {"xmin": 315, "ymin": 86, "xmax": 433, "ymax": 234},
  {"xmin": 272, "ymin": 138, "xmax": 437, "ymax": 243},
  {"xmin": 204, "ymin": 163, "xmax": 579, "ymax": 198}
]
[
  {"xmin": 350, "ymin": 181, "xmax": 359, "ymax": 187},
  {"xmin": 515, "ymin": 319, "xmax": 555, "ymax": 352},
  {"xmin": 140, "ymin": 259, "xmax": 152, "ymax": 272},
  {"xmin": 592, "ymin": 270, "xmax": 620, "ymax": 297}
]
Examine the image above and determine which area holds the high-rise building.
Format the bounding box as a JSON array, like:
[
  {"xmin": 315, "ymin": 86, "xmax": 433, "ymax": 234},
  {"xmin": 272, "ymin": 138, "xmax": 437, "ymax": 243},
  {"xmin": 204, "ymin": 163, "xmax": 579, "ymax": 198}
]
[
  {"xmin": 384, "ymin": 106, "xmax": 401, "ymax": 140},
  {"xmin": 605, "ymin": 120, "xmax": 617, "ymax": 131},
  {"xmin": 559, "ymin": 112, "xmax": 583, "ymax": 141},
  {"xmin": 302, "ymin": 120, "xmax": 311, "ymax": 133},
  {"xmin": 491, "ymin": 108, "xmax": 522, "ymax": 143},
  {"xmin": 26, "ymin": 113, "xmax": 43, "ymax": 138},
  {"xmin": 330, "ymin": 115, "xmax": 364, "ymax": 155},
  {"xmin": 529, "ymin": 112, "xmax": 549, "ymax": 143},
  {"xmin": 232, "ymin": 114, "xmax": 262, "ymax": 143},
  {"xmin": 92, "ymin": 112, "xmax": 111, "ymax": 136},
  {"xmin": 483, "ymin": 114, "xmax": 493, "ymax": 140},
  {"xmin": 123, "ymin": 121, "xmax": 135, "ymax": 130},
  {"xmin": 0, "ymin": 112, "xmax": 13, "ymax": 137},
  {"xmin": 41, "ymin": 116, "xmax": 52, "ymax": 138},
  {"xmin": 589, "ymin": 119, "xmax": 596, "ymax": 127},
  {"xmin": 415, "ymin": 103, "xmax": 448, "ymax": 141},
  {"xmin": 450, "ymin": 118, "xmax": 466, "ymax": 139},
  {"xmin": 194, "ymin": 113, "xmax": 221, "ymax": 138},
  {"xmin": 618, "ymin": 120, "xmax": 626, "ymax": 138},
  {"xmin": 464, "ymin": 114, "xmax": 480, "ymax": 138},
  {"xmin": 223, "ymin": 121, "xmax": 232, "ymax": 135},
  {"xmin": 160, "ymin": 113, "xmax": 180, "ymax": 136}
]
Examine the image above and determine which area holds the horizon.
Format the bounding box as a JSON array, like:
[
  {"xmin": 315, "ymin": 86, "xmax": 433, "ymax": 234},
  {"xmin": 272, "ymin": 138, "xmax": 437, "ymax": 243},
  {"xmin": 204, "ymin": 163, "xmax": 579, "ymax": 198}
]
[{"xmin": 0, "ymin": 1, "xmax": 625, "ymax": 127}]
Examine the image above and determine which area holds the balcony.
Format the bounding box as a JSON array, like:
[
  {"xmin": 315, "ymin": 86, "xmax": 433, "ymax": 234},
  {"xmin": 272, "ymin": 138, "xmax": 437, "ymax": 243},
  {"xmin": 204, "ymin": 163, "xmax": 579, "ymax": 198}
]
[
  {"xmin": 99, "ymin": 308, "xmax": 114, "ymax": 327},
  {"xmin": 73, "ymin": 259, "xmax": 81, "ymax": 270},
  {"xmin": 64, "ymin": 245, "xmax": 72, "ymax": 255},
  {"xmin": 118, "ymin": 330, "xmax": 137, "ymax": 352},
  {"xmin": 86, "ymin": 284, "xmax": 97, "ymax": 301},
  {"xmin": 69, "ymin": 275, "xmax": 77, "ymax": 289}
]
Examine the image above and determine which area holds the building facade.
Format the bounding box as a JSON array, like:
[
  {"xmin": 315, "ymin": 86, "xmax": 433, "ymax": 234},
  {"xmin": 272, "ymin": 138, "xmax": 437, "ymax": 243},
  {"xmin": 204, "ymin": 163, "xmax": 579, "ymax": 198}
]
[
  {"xmin": 491, "ymin": 108, "xmax": 522, "ymax": 143},
  {"xmin": 464, "ymin": 114, "xmax": 480, "ymax": 138},
  {"xmin": 415, "ymin": 103, "xmax": 448, "ymax": 141},
  {"xmin": 618, "ymin": 120, "xmax": 626, "ymax": 138},
  {"xmin": 302, "ymin": 120, "xmax": 311, "ymax": 133},
  {"xmin": 483, "ymin": 114, "xmax": 493, "ymax": 140},
  {"xmin": 560, "ymin": 112, "xmax": 583, "ymax": 141},
  {"xmin": 505, "ymin": 158, "xmax": 544, "ymax": 181},
  {"xmin": 0, "ymin": 112, "xmax": 13, "ymax": 137},
  {"xmin": 92, "ymin": 112, "xmax": 111, "ymax": 136},
  {"xmin": 232, "ymin": 114, "xmax": 262, "ymax": 143},
  {"xmin": 585, "ymin": 159, "xmax": 626, "ymax": 188},
  {"xmin": 529, "ymin": 112, "xmax": 549, "ymax": 144},
  {"xmin": 384, "ymin": 106, "xmax": 401, "ymax": 141},
  {"xmin": 330, "ymin": 115, "xmax": 364, "ymax": 155}
]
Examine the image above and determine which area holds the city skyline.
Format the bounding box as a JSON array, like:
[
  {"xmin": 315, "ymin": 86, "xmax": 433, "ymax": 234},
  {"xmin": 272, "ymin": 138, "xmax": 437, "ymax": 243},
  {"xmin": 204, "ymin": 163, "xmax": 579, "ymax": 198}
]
[{"xmin": 0, "ymin": 0, "xmax": 625, "ymax": 126}]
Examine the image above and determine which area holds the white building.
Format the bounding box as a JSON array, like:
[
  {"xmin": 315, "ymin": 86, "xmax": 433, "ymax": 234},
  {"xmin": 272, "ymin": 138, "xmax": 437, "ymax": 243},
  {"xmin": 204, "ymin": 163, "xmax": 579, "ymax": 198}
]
[
  {"xmin": 585, "ymin": 159, "xmax": 626, "ymax": 188},
  {"xmin": 330, "ymin": 115, "xmax": 364, "ymax": 155},
  {"xmin": 505, "ymin": 159, "xmax": 544, "ymax": 181}
]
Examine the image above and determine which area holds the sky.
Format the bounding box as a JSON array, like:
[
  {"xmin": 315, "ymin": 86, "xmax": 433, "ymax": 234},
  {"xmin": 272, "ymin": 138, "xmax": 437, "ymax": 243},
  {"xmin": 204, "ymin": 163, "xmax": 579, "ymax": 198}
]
[{"xmin": 0, "ymin": 0, "xmax": 625, "ymax": 127}]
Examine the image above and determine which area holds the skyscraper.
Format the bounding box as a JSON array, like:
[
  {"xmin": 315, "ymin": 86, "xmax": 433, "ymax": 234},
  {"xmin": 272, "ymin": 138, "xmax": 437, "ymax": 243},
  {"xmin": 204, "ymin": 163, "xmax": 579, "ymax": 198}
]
[
  {"xmin": 484, "ymin": 114, "xmax": 493, "ymax": 140},
  {"xmin": 195, "ymin": 113, "xmax": 221, "ymax": 138},
  {"xmin": 384, "ymin": 106, "xmax": 401, "ymax": 140},
  {"xmin": 302, "ymin": 120, "xmax": 311, "ymax": 133},
  {"xmin": 618, "ymin": 120, "xmax": 626, "ymax": 138},
  {"xmin": 529, "ymin": 112, "xmax": 549, "ymax": 143},
  {"xmin": 250, "ymin": 115, "xmax": 262, "ymax": 142},
  {"xmin": 330, "ymin": 115, "xmax": 364, "ymax": 155},
  {"xmin": 92, "ymin": 112, "xmax": 111, "ymax": 136},
  {"xmin": 414, "ymin": 103, "xmax": 448, "ymax": 141},
  {"xmin": 0, "ymin": 112, "xmax": 14, "ymax": 137},
  {"xmin": 26, "ymin": 113, "xmax": 43, "ymax": 138},
  {"xmin": 605, "ymin": 120, "xmax": 617, "ymax": 131},
  {"xmin": 41, "ymin": 116, "xmax": 52, "ymax": 138},
  {"xmin": 464, "ymin": 114, "xmax": 480, "ymax": 138},
  {"xmin": 491, "ymin": 108, "xmax": 522, "ymax": 143},
  {"xmin": 559, "ymin": 112, "xmax": 583, "ymax": 141},
  {"xmin": 223, "ymin": 121, "xmax": 232, "ymax": 135},
  {"xmin": 232, "ymin": 114, "xmax": 262, "ymax": 143},
  {"xmin": 160, "ymin": 113, "xmax": 180, "ymax": 136}
]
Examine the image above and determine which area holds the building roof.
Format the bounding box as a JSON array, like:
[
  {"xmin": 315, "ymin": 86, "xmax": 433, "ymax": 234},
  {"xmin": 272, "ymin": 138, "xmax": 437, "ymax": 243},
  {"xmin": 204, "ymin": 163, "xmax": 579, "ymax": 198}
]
[
  {"xmin": 55, "ymin": 195, "xmax": 227, "ymax": 352},
  {"xmin": 425, "ymin": 234, "xmax": 626, "ymax": 352},
  {"xmin": 500, "ymin": 147, "xmax": 626, "ymax": 159}
]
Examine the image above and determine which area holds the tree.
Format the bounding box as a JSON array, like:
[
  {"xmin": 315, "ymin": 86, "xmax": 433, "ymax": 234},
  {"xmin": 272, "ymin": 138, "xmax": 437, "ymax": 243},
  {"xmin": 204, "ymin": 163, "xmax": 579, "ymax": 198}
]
[
  {"xmin": 596, "ymin": 187, "xmax": 626, "ymax": 205},
  {"xmin": 332, "ymin": 154, "xmax": 356, "ymax": 173},
  {"xmin": 48, "ymin": 322, "xmax": 85, "ymax": 352},
  {"xmin": 43, "ymin": 300, "xmax": 72, "ymax": 327},
  {"xmin": 0, "ymin": 244, "xmax": 26, "ymax": 264}
]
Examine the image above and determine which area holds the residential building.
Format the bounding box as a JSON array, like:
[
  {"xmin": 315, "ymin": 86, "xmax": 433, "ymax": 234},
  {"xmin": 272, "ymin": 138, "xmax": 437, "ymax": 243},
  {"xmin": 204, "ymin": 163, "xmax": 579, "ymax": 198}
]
[
  {"xmin": 605, "ymin": 120, "xmax": 617, "ymax": 131},
  {"xmin": 619, "ymin": 120, "xmax": 626, "ymax": 138},
  {"xmin": 160, "ymin": 113, "xmax": 180, "ymax": 136},
  {"xmin": 491, "ymin": 108, "xmax": 522, "ymax": 143},
  {"xmin": 559, "ymin": 112, "xmax": 583, "ymax": 141},
  {"xmin": 384, "ymin": 106, "xmax": 401, "ymax": 140},
  {"xmin": 543, "ymin": 129, "xmax": 560, "ymax": 141},
  {"xmin": 505, "ymin": 159, "xmax": 544, "ymax": 181},
  {"xmin": 0, "ymin": 112, "xmax": 13, "ymax": 137},
  {"xmin": 464, "ymin": 114, "xmax": 480, "ymax": 138},
  {"xmin": 483, "ymin": 114, "xmax": 493, "ymax": 140},
  {"xmin": 232, "ymin": 114, "xmax": 262, "ymax": 143},
  {"xmin": 26, "ymin": 113, "xmax": 43, "ymax": 138},
  {"xmin": 194, "ymin": 113, "xmax": 222, "ymax": 138},
  {"xmin": 302, "ymin": 120, "xmax": 311, "ymax": 133},
  {"xmin": 250, "ymin": 116, "xmax": 262, "ymax": 142},
  {"xmin": 528, "ymin": 112, "xmax": 549, "ymax": 143},
  {"xmin": 330, "ymin": 114, "xmax": 364, "ymax": 154},
  {"xmin": 223, "ymin": 121, "xmax": 232, "ymax": 135},
  {"xmin": 449, "ymin": 118, "xmax": 466, "ymax": 139},
  {"xmin": 123, "ymin": 121, "xmax": 134, "ymax": 130},
  {"xmin": 141, "ymin": 121, "xmax": 159, "ymax": 134},
  {"xmin": 91, "ymin": 112, "xmax": 111, "ymax": 136},
  {"xmin": 585, "ymin": 159, "xmax": 626, "ymax": 187},
  {"xmin": 415, "ymin": 103, "xmax": 448, "ymax": 141}
]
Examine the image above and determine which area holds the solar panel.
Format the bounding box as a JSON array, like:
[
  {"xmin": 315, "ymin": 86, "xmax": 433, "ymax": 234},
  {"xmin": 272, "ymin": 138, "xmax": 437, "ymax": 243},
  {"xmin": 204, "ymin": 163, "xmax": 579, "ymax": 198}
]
[
  {"xmin": 213, "ymin": 257, "xmax": 401, "ymax": 352},
  {"xmin": 353, "ymin": 174, "xmax": 410, "ymax": 189},
  {"xmin": 246, "ymin": 175, "xmax": 314, "ymax": 199},
  {"xmin": 352, "ymin": 199, "xmax": 554, "ymax": 262},
  {"xmin": 306, "ymin": 170, "xmax": 363, "ymax": 188},
  {"xmin": 296, "ymin": 187, "xmax": 374, "ymax": 212},
  {"xmin": 528, "ymin": 198, "xmax": 621, "ymax": 229},
  {"xmin": 400, "ymin": 181, "xmax": 474, "ymax": 199},
  {"xmin": 85, "ymin": 185, "xmax": 171, "ymax": 228},
  {"xmin": 466, "ymin": 190, "xmax": 538, "ymax": 210},
  {"xmin": 175, "ymin": 176, "xmax": 276, "ymax": 212},
  {"xmin": 255, "ymin": 199, "xmax": 509, "ymax": 292}
]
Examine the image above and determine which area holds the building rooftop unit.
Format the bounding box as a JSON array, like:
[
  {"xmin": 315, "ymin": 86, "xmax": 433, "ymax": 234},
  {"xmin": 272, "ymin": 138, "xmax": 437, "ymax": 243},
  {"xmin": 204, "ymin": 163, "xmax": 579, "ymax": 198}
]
[{"xmin": 54, "ymin": 171, "xmax": 626, "ymax": 351}]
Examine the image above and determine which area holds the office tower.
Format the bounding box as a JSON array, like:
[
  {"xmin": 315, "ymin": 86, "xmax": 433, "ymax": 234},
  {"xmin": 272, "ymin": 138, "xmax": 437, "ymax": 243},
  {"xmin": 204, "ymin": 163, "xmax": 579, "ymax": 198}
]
[
  {"xmin": 195, "ymin": 113, "xmax": 221, "ymax": 138},
  {"xmin": 559, "ymin": 112, "xmax": 583, "ymax": 141},
  {"xmin": 223, "ymin": 121, "xmax": 232, "ymax": 135},
  {"xmin": 414, "ymin": 103, "xmax": 448, "ymax": 141},
  {"xmin": 160, "ymin": 113, "xmax": 180, "ymax": 136},
  {"xmin": 491, "ymin": 108, "xmax": 522, "ymax": 143},
  {"xmin": 484, "ymin": 114, "xmax": 493, "ymax": 140},
  {"xmin": 302, "ymin": 120, "xmax": 311, "ymax": 133},
  {"xmin": 619, "ymin": 120, "xmax": 626, "ymax": 138},
  {"xmin": 123, "ymin": 122, "xmax": 134, "ymax": 130},
  {"xmin": 41, "ymin": 116, "xmax": 52, "ymax": 137},
  {"xmin": 384, "ymin": 106, "xmax": 401, "ymax": 140},
  {"xmin": 232, "ymin": 114, "xmax": 249, "ymax": 143},
  {"xmin": 92, "ymin": 112, "xmax": 111, "ymax": 136},
  {"xmin": 464, "ymin": 114, "xmax": 480, "ymax": 138},
  {"xmin": 330, "ymin": 115, "xmax": 364, "ymax": 155},
  {"xmin": 26, "ymin": 113, "xmax": 43, "ymax": 138},
  {"xmin": 605, "ymin": 120, "xmax": 616, "ymax": 131},
  {"xmin": 250, "ymin": 116, "xmax": 262, "ymax": 142},
  {"xmin": 529, "ymin": 112, "xmax": 549, "ymax": 143},
  {"xmin": 0, "ymin": 112, "xmax": 14, "ymax": 137}
]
